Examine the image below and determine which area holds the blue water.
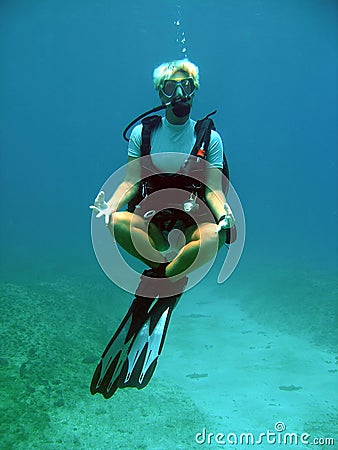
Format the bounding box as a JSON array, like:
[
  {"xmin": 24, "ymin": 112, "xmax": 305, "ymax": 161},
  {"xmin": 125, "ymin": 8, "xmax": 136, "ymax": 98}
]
[
  {"xmin": 1, "ymin": 0, "xmax": 336, "ymax": 279},
  {"xmin": 1, "ymin": 1, "xmax": 337, "ymax": 449}
]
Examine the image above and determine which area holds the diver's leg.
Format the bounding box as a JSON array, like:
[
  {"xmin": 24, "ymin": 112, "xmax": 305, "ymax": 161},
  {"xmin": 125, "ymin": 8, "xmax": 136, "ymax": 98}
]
[
  {"xmin": 109, "ymin": 212, "xmax": 167, "ymax": 268},
  {"xmin": 165, "ymin": 223, "xmax": 227, "ymax": 280}
]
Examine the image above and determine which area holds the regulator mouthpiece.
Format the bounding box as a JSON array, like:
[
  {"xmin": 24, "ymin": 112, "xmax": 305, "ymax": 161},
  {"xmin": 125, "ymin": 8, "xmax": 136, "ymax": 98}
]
[{"xmin": 171, "ymin": 97, "xmax": 191, "ymax": 117}]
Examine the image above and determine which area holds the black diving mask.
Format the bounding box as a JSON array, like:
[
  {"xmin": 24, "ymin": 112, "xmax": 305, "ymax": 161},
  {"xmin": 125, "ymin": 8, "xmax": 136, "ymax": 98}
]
[{"xmin": 160, "ymin": 77, "xmax": 196, "ymax": 99}]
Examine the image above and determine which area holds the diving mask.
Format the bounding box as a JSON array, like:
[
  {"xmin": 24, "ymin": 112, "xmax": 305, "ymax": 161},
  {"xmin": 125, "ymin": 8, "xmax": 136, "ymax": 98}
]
[{"xmin": 160, "ymin": 77, "xmax": 196, "ymax": 99}]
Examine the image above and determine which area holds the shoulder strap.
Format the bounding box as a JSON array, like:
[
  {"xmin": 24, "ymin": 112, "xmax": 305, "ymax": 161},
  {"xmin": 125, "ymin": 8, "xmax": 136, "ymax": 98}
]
[
  {"xmin": 191, "ymin": 111, "xmax": 217, "ymax": 159},
  {"xmin": 191, "ymin": 111, "xmax": 231, "ymax": 192},
  {"xmin": 140, "ymin": 115, "xmax": 162, "ymax": 156}
]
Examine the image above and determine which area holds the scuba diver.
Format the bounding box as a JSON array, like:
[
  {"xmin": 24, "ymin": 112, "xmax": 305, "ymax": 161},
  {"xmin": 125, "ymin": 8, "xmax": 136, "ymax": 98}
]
[{"xmin": 89, "ymin": 59, "xmax": 236, "ymax": 398}]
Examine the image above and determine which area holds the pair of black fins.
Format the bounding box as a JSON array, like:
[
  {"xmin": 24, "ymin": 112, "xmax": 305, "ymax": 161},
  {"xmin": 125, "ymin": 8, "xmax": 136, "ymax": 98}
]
[{"xmin": 90, "ymin": 268, "xmax": 188, "ymax": 399}]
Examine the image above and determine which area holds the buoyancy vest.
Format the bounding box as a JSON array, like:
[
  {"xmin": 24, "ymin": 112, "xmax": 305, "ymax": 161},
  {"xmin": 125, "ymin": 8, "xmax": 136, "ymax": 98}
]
[
  {"xmin": 127, "ymin": 112, "xmax": 237, "ymax": 245},
  {"xmin": 128, "ymin": 112, "xmax": 230, "ymax": 211}
]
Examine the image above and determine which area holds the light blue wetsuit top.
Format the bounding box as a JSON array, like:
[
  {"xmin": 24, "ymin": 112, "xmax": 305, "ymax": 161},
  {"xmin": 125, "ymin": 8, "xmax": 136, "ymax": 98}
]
[{"xmin": 128, "ymin": 117, "xmax": 224, "ymax": 173}]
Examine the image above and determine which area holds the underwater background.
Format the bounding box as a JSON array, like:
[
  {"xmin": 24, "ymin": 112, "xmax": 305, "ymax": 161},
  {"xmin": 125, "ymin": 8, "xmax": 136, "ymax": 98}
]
[{"xmin": 1, "ymin": 0, "xmax": 337, "ymax": 449}]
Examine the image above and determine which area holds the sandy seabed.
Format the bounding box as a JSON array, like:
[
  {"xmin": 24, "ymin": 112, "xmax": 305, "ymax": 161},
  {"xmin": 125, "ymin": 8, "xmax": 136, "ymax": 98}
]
[{"xmin": 0, "ymin": 266, "xmax": 337, "ymax": 449}]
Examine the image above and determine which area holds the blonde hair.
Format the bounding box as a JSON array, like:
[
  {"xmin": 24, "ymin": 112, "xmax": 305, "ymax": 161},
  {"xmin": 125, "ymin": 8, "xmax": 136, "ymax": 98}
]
[{"xmin": 153, "ymin": 59, "xmax": 200, "ymax": 91}]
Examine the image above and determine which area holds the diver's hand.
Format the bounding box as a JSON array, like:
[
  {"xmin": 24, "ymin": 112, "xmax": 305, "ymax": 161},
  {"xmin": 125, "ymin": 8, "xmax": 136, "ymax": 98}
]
[
  {"xmin": 215, "ymin": 209, "xmax": 235, "ymax": 232},
  {"xmin": 89, "ymin": 191, "xmax": 114, "ymax": 225}
]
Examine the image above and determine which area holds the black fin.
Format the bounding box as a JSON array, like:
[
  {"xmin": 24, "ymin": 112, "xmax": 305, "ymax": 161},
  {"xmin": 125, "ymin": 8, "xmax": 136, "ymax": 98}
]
[
  {"xmin": 90, "ymin": 293, "xmax": 181, "ymax": 398},
  {"xmin": 90, "ymin": 268, "xmax": 188, "ymax": 399}
]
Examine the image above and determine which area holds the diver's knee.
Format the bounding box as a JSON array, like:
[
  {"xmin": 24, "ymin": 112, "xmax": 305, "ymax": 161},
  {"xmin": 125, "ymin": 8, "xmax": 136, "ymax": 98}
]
[
  {"xmin": 188, "ymin": 223, "xmax": 218, "ymax": 245},
  {"xmin": 113, "ymin": 212, "xmax": 146, "ymax": 233},
  {"xmin": 110, "ymin": 211, "xmax": 127, "ymax": 231},
  {"xmin": 113, "ymin": 211, "xmax": 130, "ymax": 225},
  {"xmin": 200, "ymin": 223, "xmax": 219, "ymax": 242}
]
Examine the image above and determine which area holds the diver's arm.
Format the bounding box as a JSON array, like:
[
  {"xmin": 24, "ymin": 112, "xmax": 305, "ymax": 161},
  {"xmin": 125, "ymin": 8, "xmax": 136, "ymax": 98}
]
[
  {"xmin": 205, "ymin": 167, "xmax": 234, "ymax": 228},
  {"xmin": 106, "ymin": 156, "xmax": 141, "ymax": 211}
]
